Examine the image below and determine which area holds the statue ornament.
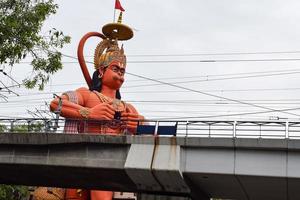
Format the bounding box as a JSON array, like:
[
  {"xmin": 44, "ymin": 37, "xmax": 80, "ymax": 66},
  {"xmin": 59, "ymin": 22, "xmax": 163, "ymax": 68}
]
[{"xmin": 46, "ymin": 10, "xmax": 141, "ymax": 200}]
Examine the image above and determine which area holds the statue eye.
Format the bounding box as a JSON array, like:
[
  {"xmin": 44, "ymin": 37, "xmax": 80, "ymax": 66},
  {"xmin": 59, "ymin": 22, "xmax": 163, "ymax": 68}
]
[
  {"xmin": 120, "ymin": 69, "xmax": 125, "ymax": 75},
  {"xmin": 111, "ymin": 65, "xmax": 119, "ymax": 72},
  {"xmin": 110, "ymin": 65, "xmax": 125, "ymax": 75}
]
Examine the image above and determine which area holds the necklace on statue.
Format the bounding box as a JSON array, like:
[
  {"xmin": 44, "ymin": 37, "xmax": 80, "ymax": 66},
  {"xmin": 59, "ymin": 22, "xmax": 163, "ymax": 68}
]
[{"xmin": 94, "ymin": 91, "xmax": 126, "ymax": 112}]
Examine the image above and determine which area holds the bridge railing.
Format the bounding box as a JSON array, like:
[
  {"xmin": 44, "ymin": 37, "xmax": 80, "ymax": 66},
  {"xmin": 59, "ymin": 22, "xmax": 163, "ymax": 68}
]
[{"xmin": 0, "ymin": 118, "xmax": 300, "ymax": 139}]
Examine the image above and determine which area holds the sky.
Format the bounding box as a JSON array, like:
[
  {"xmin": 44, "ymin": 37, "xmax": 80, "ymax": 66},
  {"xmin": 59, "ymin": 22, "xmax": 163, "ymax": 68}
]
[{"xmin": 1, "ymin": 0, "xmax": 300, "ymax": 122}]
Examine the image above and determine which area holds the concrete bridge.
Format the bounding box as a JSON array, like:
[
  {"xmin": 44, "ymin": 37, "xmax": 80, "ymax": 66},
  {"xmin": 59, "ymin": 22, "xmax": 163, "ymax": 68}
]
[{"xmin": 1, "ymin": 131, "xmax": 300, "ymax": 200}]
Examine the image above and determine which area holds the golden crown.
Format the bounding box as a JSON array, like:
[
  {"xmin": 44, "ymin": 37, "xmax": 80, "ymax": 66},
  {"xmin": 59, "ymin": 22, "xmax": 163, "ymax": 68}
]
[{"xmin": 94, "ymin": 39, "xmax": 126, "ymax": 69}]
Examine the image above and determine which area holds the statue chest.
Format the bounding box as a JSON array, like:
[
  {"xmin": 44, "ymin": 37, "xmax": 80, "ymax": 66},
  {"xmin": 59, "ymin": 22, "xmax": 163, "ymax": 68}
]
[{"xmin": 85, "ymin": 92, "xmax": 126, "ymax": 112}]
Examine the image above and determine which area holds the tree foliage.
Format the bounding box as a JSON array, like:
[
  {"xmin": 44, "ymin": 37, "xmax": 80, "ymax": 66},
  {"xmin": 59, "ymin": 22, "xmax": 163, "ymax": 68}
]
[
  {"xmin": 0, "ymin": 184, "xmax": 29, "ymax": 200},
  {"xmin": 0, "ymin": 0, "xmax": 71, "ymax": 90},
  {"xmin": 0, "ymin": 121, "xmax": 44, "ymax": 133}
]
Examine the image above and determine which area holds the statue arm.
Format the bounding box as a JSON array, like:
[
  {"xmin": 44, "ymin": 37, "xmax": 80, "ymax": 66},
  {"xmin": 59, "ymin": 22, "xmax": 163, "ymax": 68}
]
[
  {"xmin": 50, "ymin": 88, "xmax": 115, "ymax": 120},
  {"xmin": 50, "ymin": 88, "xmax": 87, "ymax": 119}
]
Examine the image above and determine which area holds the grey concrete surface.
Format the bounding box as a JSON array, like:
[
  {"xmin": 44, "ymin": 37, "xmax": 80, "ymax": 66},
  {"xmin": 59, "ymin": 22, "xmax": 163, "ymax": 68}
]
[{"xmin": 1, "ymin": 133, "xmax": 300, "ymax": 199}]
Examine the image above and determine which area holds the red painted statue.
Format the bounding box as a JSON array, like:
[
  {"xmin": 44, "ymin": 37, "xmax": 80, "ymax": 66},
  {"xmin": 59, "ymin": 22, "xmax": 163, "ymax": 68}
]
[{"xmin": 48, "ymin": 21, "xmax": 142, "ymax": 200}]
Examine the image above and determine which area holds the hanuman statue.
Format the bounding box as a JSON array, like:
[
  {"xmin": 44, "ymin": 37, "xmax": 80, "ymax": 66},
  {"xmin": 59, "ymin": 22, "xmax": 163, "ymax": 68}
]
[{"xmin": 47, "ymin": 17, "xmax": 142, "ymax": 200}]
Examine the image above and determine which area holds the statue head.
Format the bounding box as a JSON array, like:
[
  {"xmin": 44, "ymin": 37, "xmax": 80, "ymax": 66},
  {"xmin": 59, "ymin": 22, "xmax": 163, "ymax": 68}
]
[{"xmin": 91, "ymin": 39, "xmax": 126, "ymax": 99}]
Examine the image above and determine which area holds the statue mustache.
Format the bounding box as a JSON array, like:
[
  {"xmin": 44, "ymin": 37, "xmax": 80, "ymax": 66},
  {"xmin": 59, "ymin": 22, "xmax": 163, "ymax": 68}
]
[{"xmin": 113, "ymin": 76, "xmax": 124, "ymax": 83}]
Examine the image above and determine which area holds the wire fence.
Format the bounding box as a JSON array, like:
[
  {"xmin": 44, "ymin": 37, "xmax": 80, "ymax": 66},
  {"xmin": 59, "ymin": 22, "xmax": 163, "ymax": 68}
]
[{"xmin": 0, "ymin": 118, "xmax": 299, "ymax": 139}]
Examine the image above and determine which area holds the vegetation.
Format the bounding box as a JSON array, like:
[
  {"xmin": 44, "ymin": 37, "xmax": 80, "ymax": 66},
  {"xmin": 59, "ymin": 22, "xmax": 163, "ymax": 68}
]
[
  {"xmin": 0, "ymin": 184, "xmax": 29, "ymax": 200},
  {"xmin": 0, "ymin": 0, "xmax": 70, "ymax": 90},
  {"xmin": 0, "ymin": 121, "xmax": 44, "ymax": 199},
  {"xmin": 0, "ymin": 124, "xmax": 7, "ymax": 132},
  {"xmin": 0, "ymin": 121, "xmax": 44, "ymax": 133}
]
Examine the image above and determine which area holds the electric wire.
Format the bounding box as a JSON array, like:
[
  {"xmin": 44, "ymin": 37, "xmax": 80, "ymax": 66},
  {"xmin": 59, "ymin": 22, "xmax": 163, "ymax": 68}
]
[
  {"xmin": 9, "ymin": 87, "xmax": 300, "ymax": 97},
  {"xmin": 0, "ymin": 80, "xmax": 19, "ymax": 97},
  {"xmin": 14, "ymin": 68, "xmax": 300, "ymax": 88},
  {"xmin": 7, "ymin": 52, "xmax": 299, "ymax": 119},
  {"xmin": 61, "ymin": 52, "xmax": 300, "ymax": 117},
  {"xmin": 125, "ymin": 72, "xmax": 300, "ymax": 117},
  {"xmin": 128, "ymin": 58, "xmax": 300, "ymax": 63},
  {"xmin": 31, "ymin": 50, "xmax": 300, "ymax": 58},
  {"xmin": 3, "ymin": 96, "xmax": 300, "ymax": 104},
  {"xmin": 125, "ymin": 71, "xmax": 300, "ymax": 88},
  {"xmin": 118, "ymin": 50, "xmax": 300, "ymax": 57},
  {"xmin": 0, "ymin": 69, "xmax": 20, "ymax": 86},
  {"xmin": 7, "ymin": 69, "xmax": 299, "ymax": 90},
  {"xmin": 126, "ymin": 67, "xmax": 300, "ymax": 82},
  {"xmin": 16, "ymin": 58, "xmax": 300, "ymax": 64},
  {"xmin": 81, "ymin": 50, "xmax": 300, "ymax": 58},
  {"xmin": 148, "ymin": 107, "xmax": 300, "ymax": 120}
]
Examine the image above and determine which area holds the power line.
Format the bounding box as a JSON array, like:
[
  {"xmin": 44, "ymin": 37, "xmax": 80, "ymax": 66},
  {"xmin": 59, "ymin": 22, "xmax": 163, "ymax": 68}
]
[
  {"xmin": 149, "ymin": 107, "xmax": 300, "ymax": 120},
  {"xmin": 0, "ymin": 93, "xmax": 8, "ymax": 102},
  {"xmin": 124, "ymin": 50, "xmax": 300, "ymax": 57},
  {"xmin": 11, "ymin": 87, "xmax": 300, "ymax": 98},
  {"xmin": 43, "ymin": 50, "xmax": 300, "ymax": 58},
  {"xmin": 3, "ymin": 96, "xmax": 300, "ymax": 104},
  {"xmin": 16, "ymin": 58, "xmax": 300, "ymax": 64},
  {"xmin": 125, "ymin": 72, "xmax": 300, "ymax": 117},
  {"xmin": 0, "ymin": 69, "xmax": 21, "ymax": 87},
  {"xmin": 0, "ymin": 80, "xmax": 19, "ymax": 96},
  {"xmin": 124, "ymin": 87, "xmax": 300, "ymax": 93},
  {"xmin": 6, "ymin": 69, "xmax": 298, "ymax": 90},
  {"xmin": 126, "ymin": 67, "xmax": 300, "ymax": 82},
  {"xmin": 12, "ymin": 67, "xmax": 300, "ymax": 88},
  {"xmin": 125, "ymin": 71, "xmax": 300, "ymax": 88},
  {"xmin": 128, "ymin": 58, "xmax": 300, "ymax": 64},
  {"xmin": 57, "ymin": 52, "xmax": 300, "ymax": 118}
]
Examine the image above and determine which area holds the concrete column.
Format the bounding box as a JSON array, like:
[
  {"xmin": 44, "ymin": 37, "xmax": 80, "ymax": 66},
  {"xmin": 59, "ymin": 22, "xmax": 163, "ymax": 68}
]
[{"xmin": 125, "ymin": 143, "xmax": 162, "ymax": 191}]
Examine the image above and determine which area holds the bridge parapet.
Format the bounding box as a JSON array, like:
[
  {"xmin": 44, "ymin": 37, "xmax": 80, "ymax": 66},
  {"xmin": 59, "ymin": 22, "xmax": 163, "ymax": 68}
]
[
  {"xmin": 1, "ymin": 119, "xmax": 300, "ymax": 199},
  {"xmin": 1, "ymin": 118, "xmax": 300, "ymax": 139}
]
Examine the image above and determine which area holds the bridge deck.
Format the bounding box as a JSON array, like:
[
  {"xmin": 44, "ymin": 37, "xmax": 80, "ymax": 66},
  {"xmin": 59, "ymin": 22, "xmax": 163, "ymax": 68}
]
[{"xmin": 0, "ymin": 133, "xmax": 300, "ymax": 199}]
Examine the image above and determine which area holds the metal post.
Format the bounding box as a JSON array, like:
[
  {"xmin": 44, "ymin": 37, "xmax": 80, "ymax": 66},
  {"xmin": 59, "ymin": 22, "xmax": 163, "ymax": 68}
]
[
  {"xmin": 186, "ymin": 121, "xmax": 189, "ymax": 137},
  {"xmin": 44, "ymin": 120, "xmax": 50, "ymax": 133},
  {"xmin": 53, "ymin": 94, "xmax": 62, "ymax": 133},
  {"xmin": 27, "ymin": 120, "xmax": 31, "ymax": 132},
  {"xmin": 10, "ymin": 120, "xmax": 14, "ymax": 132},
  {"xmin": 285, "ymin": 121, "xmax": 289, "ymax": 138},
  {"xmin": 154, "ymin": 121, "xmax": 159, "ymax": 136},
  {"xmin": 233, "ymin": 121, "xmax": 237, "ymax": 138},
  {"xmin": 259, "ymin": 124, "xmax": 262, "ymax": 138}
]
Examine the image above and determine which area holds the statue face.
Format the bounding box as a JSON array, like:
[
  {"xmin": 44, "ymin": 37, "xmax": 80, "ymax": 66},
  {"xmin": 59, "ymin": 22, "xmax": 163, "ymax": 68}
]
[{"xmin": 101, "ymin": 61, "xmax": 125, "ymax": 90}]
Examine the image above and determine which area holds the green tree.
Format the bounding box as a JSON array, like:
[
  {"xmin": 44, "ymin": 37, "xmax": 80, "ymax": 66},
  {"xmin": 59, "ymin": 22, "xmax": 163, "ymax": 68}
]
[
  {"xmin": 0, "ymin": 124, "xmax": 7, "ymax": 132},
  {"xmin": 0, "ymin": 184, "xmax": 29, "ymax": 200},
  {"xmin": 0, "ymin": 121, "xmax": 45, "ymax": 133},
  {"xmin": 10, "ymin": 122, "xmax": 45, "ymax": 133},
  {"xmin": 0, "ymin": 121, "xmax": 44, "ymax": 200},
  {"xmin": 0, "ymin": 0, "xmax": 71, "ymax": 90}
]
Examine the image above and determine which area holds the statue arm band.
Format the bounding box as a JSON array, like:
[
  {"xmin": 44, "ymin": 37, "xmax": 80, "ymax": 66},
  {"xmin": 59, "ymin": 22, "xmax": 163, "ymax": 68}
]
[
  {"xmin": 78, "ymin": 107, "xmax": 90, "ymax": 119},
  {"xmin": 62, "ymin": 91, "xmax": 79, "ymax": 104}
]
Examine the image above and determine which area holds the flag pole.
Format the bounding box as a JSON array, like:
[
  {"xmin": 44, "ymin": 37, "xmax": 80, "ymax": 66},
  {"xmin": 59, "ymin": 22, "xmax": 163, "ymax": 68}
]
[{"xmin": 113, "ymin": 9, "xmax": 116, "ymax": 22}]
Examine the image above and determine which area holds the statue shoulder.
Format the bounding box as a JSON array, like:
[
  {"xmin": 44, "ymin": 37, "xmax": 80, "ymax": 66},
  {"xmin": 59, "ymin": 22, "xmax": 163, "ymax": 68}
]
[
  {"xmin": 76, "ymin": 87, "xmax": 90, "ymax": 93},
  {"xmin": 73, "ymin": 87, "xmax": 92, "ymax": 105}
]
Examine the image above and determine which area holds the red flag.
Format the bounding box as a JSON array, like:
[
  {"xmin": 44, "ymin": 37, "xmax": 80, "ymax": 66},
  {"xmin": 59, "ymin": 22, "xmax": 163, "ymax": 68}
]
[{"xmin": 115, "ymin": 0, "xmax": 125, "ymax": 11}]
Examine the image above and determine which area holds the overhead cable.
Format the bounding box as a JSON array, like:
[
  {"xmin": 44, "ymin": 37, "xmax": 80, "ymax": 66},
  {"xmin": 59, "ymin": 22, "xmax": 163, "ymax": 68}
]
[
  {"xmin": 125, "ymin": 72, "xmax": 300, "ymax": 117},
  {"xmin": 16, "ymin": 58, "xmax": 300, "ymax": 64},
  {"xmin": 123, "ymin": 50, "xmax": 300, "ymax": 57},
  {"xmin": 149, "ymin": 107, "xmax": 300, "ymax": 120},
  {"xmin": 57, "ymin": 52, "xmax": 300, "ymax": 117},
  {"xmin": 125, "ymin": 71, "xmax": 300, "ymax": 88},
  {"xmin": 0, "ymin": 69, "xmax": 20, "ymax": 87}
]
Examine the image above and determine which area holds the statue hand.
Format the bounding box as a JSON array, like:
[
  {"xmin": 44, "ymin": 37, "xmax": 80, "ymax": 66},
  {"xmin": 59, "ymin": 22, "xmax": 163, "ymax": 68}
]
[
  {"xmin": 121, "ymin": 111, "xmax": 144, "ymax": 131},
  {"xmin": 89, "ymin": 102, "xmax": 115, "ymax": 120}
]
